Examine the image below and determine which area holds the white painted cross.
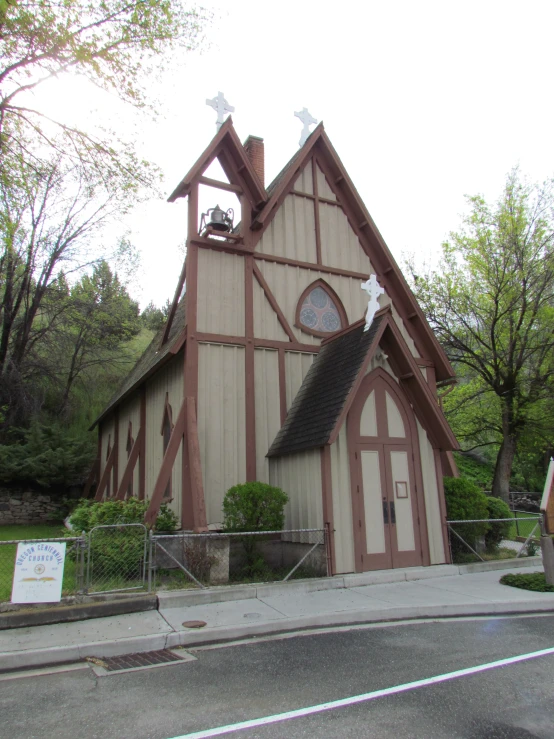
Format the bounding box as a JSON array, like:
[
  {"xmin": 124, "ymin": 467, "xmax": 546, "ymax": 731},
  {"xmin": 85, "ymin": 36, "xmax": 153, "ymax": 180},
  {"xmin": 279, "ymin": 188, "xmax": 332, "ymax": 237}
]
[
  {"xmin": 294, "ymin": 107, "xmax": 317, "ymax": 147},
  {"xmin": 206, "ymin": 91, "xmax": 235, "ymax": 131},
  {"xmin": 361, "ymin": 274, "xmax": 385, "ymax": 331}
]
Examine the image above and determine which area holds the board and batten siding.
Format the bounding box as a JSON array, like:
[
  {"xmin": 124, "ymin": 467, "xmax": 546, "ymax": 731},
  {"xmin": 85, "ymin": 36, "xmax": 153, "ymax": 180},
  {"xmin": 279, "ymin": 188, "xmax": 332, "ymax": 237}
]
[
  {"xmin": 197, "ymin": 343, "xmax": 246, "ymax": 526},
  {"xmin": 293, "ymin": 163, "xmax": 314, "ymax": 194},
  {"xmin": 257, "ymin": 194, "xmax": 317, "ymax": 264},
  {"xmin": 269, "ymin": 449, "xmax": 323, "ymax": 531},
  {"xmin": 254, "ymin": 348, "xmax": 281, "ymax": 484},
  {"xmin": 144, "ymin": 352, "xmax": 184, "ymax": 521},
  {"xmin": 257, "ymin": 261, "xmax": 370, "ymax": 346},
  {"xmin": 329, "ymin": 425, "xmax": 356, "ymax": 574},
  {"xmin": 253, "ymin": 278, "xmax": 290, "ymax": 342},
  {"xmin": 416, "ymin": 419, "xmax": 447, "ymax": 564},
  {"xmin": 196, "ymin": 249, "xmax": 245, "ymax": 336},
  {"xmin": 117, "ymin": 395, "xmax": 142, "ymax": 496}
]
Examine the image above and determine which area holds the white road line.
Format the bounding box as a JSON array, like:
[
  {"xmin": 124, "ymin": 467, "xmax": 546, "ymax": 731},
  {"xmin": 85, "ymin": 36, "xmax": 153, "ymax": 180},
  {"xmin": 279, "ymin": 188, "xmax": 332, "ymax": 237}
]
[{"xmin": 168, "ymin": 646, "xmax": 554, "ymax": 739}]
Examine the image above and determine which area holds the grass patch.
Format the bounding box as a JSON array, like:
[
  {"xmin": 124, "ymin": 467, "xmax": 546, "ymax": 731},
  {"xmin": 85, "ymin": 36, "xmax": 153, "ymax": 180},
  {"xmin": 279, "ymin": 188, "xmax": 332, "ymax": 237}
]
[
  {"xmin": 500, "ymin": 572, "xmax": 554, "ymax": 593},
  {"xmin": 0, "ymin": 523, "xmax": 77, "ymax": 603},
  {"xmin": 508, "ymin": 513, "xmax": 540, "ymax": 540},
  {"xmin": 452, "ymin": 547, "xmax": 522, "ymax": 564}
]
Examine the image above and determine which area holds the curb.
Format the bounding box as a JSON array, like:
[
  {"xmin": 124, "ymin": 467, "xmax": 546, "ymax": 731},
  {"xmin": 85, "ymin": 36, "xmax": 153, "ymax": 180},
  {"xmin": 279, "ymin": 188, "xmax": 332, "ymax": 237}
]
[
  {"xmin": 0, "ymin": 595, "xmax": 158, "ymax": 631},
  {"xmin": 1, "ymin": 599, "xmax": 553, "ymax": 672}
]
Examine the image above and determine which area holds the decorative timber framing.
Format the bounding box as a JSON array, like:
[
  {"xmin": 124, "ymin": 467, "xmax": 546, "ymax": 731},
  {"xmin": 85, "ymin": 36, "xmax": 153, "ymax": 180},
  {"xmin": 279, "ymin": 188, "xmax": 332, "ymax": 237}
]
[
  {"xmin": 116, "ymin": 425, "xmax": 144, "ymax": 501},
  {"xmin": 252, "ymin": 262, "xmax": 296, "ymax": 342},
  {"xmin": 144, "ymin": 397, "xmax": 208, "ymax": 531},
  {"xmin": 95, "ymin": 439, "xmax": 115, "ymax": 501}
]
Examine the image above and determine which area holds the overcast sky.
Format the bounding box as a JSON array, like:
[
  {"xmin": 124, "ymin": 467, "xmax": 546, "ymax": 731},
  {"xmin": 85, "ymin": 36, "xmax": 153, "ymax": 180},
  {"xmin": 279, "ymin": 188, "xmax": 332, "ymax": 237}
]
[{"xmin": 34, "ymin": 0, "xmax": 554, "ymax": 308}]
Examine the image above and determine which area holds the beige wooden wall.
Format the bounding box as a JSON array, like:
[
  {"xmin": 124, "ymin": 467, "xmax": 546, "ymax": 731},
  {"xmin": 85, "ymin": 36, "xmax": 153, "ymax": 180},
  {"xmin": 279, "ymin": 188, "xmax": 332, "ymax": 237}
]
[
  {"xmin": 197, "ymin": 249, "xmax": 245, "ymax": 336},
  {"xmin": 329, "ymin": 425, "xmax": 356, "ymax": 574},
  {"xmin": 416, "ymin": 420, "xmax": 447, "ymax": 564},
  {"xmin": 144, "ymin": 351, "xmax": 184, "ymax": 521},
  {"xmin": 268, "ymin": 449, "xmax": 323, "ymax": 531},
  {"xmin": 117, "ymin": 395, "xmax": 141, "ymax": 497},
  {"xmin": 254, "ymin": 348, "xmax": 281, "ymax": 483},
  {"xmin": 197, "ymin": 342, "xmax": 246, "ymax": 527}
]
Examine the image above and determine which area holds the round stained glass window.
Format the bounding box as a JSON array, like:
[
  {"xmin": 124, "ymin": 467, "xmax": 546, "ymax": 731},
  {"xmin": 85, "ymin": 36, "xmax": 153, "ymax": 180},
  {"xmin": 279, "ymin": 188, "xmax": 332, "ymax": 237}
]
[{"xmin": 299, "ymin": 286, "xmax": 343, "ymax": 333}]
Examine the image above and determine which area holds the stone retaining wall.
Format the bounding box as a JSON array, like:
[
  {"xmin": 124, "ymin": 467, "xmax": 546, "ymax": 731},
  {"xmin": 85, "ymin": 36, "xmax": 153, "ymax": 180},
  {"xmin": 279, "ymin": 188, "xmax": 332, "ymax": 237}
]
[{"xmin": 0, "ymin": 490, "xmax": 62, "ymax": 525}]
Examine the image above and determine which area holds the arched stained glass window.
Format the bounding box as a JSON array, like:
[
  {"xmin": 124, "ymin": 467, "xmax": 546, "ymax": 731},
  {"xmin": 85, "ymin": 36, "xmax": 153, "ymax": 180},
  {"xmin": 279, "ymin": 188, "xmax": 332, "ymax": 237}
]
[{"xmin": 296, "ymin": 281, "xmax": 346, "ymax": 337}]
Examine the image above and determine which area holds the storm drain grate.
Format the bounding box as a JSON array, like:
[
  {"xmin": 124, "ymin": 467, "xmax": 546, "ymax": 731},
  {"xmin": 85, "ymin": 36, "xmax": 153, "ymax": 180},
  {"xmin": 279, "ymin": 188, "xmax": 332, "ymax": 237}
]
[{"xmin": 98, "ymin": 649, "xmax": 188, "ymax": 672}]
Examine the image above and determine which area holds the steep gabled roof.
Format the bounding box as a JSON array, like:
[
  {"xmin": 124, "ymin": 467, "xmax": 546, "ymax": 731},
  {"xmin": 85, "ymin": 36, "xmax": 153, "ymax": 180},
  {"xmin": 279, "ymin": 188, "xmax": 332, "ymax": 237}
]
[
  {"xmin": 253, "ymin": 125, "xmax": 455, "ymax": 383},
  {"xmin": 267, "ymin": 308, "xmax": 458, "ymax": 457},
  {"xmin": 167, "ymin": 117, "xmax": 267, "ymax": 207},
  {"xmin": 91, "ymin": 297, "xmax": 187, "ymax": 429}
]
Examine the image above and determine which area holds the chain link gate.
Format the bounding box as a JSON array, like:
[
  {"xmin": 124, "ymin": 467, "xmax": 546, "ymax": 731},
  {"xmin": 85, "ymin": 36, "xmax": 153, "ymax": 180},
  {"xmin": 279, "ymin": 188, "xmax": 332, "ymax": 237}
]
[{"xmin": 86, "ymin": 524, "xmax": 148, "ymax": 594}]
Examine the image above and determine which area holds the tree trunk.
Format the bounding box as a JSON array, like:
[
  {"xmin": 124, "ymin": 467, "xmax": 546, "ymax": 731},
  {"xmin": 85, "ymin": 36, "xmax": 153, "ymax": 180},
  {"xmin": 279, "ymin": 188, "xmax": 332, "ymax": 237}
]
[{"xmin": 491, "ymin": 437, "xmax": 516, "ymax": 502}]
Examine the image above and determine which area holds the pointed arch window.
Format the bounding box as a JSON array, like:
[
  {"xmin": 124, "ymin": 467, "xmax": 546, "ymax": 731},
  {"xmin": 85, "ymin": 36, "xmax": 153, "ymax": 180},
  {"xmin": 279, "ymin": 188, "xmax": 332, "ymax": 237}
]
[
  {"xmin": 295, "ymin": 280, "xmax": 347, "ymax": 337},
  {"xmin": 161, "ymin": 395, "xmax": 173, "ymax": 500}
]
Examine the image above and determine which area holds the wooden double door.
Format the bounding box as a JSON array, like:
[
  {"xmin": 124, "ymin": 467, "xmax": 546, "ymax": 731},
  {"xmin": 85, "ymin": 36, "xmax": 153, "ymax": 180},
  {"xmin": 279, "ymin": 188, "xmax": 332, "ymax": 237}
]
[{"xmin": 348, "ymin": 369, "xmax": 427, "ymax": 571}]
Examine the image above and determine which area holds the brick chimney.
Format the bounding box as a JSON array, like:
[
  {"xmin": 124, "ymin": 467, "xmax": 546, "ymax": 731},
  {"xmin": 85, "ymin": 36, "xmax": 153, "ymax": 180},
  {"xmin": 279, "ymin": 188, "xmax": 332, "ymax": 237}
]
[{"xmin": 243, "ymin": 135, "xmax": 264, "ymax": 187}]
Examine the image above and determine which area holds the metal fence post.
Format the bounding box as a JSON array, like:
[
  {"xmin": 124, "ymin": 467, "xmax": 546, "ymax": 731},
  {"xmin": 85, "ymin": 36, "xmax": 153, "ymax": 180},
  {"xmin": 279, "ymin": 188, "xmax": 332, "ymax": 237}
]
[{"xmin": 147, "ymin": 529, "xmax": 153, "ymax": 593}]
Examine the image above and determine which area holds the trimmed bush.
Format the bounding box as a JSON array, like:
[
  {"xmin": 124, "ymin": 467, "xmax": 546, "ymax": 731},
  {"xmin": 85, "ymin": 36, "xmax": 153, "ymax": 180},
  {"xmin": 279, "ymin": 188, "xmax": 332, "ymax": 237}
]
[
  {"xmin": 485, "ymin": 496, "xmax": 513, "ymax": 552},
  {"xmin": 443, "ymin": 476, "xmax": 489, "ymax": 555},
  {"xmin": 222, "ymin": 482, "xmax": 289, "ymax": 579},
  {"xmin": 222, "ymin": 482, "xmax": 289, "ymax": 532}
]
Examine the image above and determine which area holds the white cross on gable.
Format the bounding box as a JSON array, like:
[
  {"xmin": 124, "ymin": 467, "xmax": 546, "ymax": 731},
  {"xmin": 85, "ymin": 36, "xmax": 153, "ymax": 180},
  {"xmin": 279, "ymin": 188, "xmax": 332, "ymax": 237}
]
[
  {"xmin": 361, "ymin": 274, "xmax": 385, "ymax": 331},
  {"xmin": 206, "ymin": 91, "xmax": 235, "ymax": 131},
  {"xmin": 294, "ymin": 107, "xmax": 317, "ymax": 147}
]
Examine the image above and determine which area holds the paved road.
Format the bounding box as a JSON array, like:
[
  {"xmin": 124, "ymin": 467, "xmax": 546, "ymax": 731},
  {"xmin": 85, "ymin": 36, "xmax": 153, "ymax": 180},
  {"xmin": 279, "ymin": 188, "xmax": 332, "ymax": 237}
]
[{"xmin": 2, "ymin": 614, "xmax": 554, "ymax": 739}]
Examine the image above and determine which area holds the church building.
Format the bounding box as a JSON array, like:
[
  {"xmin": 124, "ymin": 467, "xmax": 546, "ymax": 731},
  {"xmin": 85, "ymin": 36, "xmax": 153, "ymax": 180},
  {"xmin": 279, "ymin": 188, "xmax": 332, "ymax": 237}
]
[{"xmin": 91, "ymin": 116, "xmax": 459, "ymax": 575}]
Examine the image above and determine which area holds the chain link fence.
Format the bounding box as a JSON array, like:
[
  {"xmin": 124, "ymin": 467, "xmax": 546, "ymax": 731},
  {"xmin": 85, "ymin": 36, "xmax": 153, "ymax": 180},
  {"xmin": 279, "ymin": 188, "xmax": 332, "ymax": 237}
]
[
  {"xmin": 152, "ymin": 528, "xmax": 329, "ymax": 590},
  {"xmin": 86, "ymin": 524, "xmax": 148, "ymax": 594},
  {"xmin": 447, "ymin": 514, "xmax": 542, "ymax": 564}
]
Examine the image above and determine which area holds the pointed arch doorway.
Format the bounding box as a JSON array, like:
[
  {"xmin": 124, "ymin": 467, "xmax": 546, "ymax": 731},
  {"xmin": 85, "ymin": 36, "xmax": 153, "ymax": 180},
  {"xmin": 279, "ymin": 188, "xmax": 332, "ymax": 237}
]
[{"xmin": 348, "ymin": 368, "xmax": 429, "ymax": 571}]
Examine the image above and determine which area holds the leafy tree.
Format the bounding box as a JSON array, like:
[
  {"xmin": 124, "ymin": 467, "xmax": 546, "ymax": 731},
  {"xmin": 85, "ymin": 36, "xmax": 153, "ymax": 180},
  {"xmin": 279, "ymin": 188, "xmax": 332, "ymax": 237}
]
[
  {"xmin": 141, "ymin": 299, "xmax": 171, "ymax": 332},
  {"xmin": 0, "ymin": 0, "xmax": 207, "ymax": 187},
  {"xmin": 222, "ymin": 482, "xmax": 289, "ymax": 532},
  {"xmin": 410, "ymin": 170, "xmax": 554, "ymax": 501}
]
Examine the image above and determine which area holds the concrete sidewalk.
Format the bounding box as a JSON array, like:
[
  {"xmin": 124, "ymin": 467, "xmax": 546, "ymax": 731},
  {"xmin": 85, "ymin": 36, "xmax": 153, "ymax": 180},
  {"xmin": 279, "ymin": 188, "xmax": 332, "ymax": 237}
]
[{"xmin": 1, "ymin": 559, "xmax": 552, "ymax": 672}]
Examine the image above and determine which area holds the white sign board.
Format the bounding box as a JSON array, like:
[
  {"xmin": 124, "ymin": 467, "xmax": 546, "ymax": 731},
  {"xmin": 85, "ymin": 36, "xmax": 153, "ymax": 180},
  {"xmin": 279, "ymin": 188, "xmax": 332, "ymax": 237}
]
[{"xmin": 11, "ymin": 541, "xmax": 66, "ymax": 604}]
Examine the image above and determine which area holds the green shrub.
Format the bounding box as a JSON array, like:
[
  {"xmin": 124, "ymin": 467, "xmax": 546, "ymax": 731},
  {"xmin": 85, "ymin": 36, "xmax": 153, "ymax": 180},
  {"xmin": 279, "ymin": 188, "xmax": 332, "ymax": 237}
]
[
  {"xmin": 500, "ymin": 572, "xmax": 554, "ymax": 593},
  {"xmin": 154, "ymin": 504, "xmax": 179, "ymax": 533},
  {"xmin": 68, "ymin": 497, "xmax": 178, "ymax": 581},
  {"xmin": 222, "ymin": 482, "xmax": 289, "ymax": 532},
  {"xmin": 222, "ymin": 482, "xmax": 289, "ymax": 579},
  {"xmin": 443, "ymin": 476, "xmax": 489, "ymax": 555},
  {"xmin": 485, "ymin": 496, "xmax": 513, "ymax": 552}
]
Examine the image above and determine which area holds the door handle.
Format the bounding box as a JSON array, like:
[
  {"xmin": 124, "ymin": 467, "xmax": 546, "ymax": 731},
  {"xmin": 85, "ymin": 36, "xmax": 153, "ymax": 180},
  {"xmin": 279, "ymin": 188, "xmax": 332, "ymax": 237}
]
[
  {"xmin": 390, "ymin": 501, "xmax": 396, "ymax": 525},
  {"xmin": 382, "ymin": 499, "xmax": 389, "ymax": 524}
]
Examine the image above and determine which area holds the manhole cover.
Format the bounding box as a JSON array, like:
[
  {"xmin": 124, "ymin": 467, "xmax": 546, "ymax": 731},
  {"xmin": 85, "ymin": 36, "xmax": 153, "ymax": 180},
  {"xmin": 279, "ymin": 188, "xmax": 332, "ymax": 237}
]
[
  {"xmin": 87, "ymin": 649, "xmax": 193, "ymax": 674},
  {"xmin": 182, "ymin": 620, "xmax": 207, "ymax": 628}
]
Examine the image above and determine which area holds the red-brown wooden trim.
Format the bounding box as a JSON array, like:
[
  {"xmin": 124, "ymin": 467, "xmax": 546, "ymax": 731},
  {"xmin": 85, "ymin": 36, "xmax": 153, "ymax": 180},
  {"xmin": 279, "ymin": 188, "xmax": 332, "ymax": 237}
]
[
  {"xmin": 113, "ymin": 409, "xmax": 119, "ymax": 498},
  {"xmin": 189, "ymin": 236, "xmax": 253, "ymax": 255},
  {"xmin": 320, "ymin": 445, "xmax": 336, "ymax": 575},
  {"xmin": 199, "ymin": 175, "xmax": 243, "ymax": 194},
  {"xmin": 139, "ymin": 385, "xmax": 146, "ymax": 500},
  {"xmin": 245, "ymin": 255, "xmax": 256, "ymax": 481},
  {"xmin": 116, "ymin": 426, "xmax": 143, "ymax": 500},
  {"xmin": 278, "ymin": 348, "xmax": 287, "ymax": 425},
  {"xmin": 291, "ymin": 190, "xmax": 342, "ymax": 207},
  {"xmin": 294, "ymin": 278, "xmax": 348, "ymax": 339},
  {"xmin": 95, "ymin": 444, "xmax": 116, "ymax": 501},
  {"xmin": 195, "ymin": 332, "xmax": 320, "ymax": 354},
  {"xmin": 254, "ymin": 251, "xmax": 370, "ymax": 280},
  {"xmin": 160, "ymin": 392, "xmax": 174, "ymax": 434},
  {"xmin": 145, "ymin": 399, "xmax": 187, "ymax": 526},
  {"xmin": 312, "ymin": 157, "xmax": 322, "ymax": 265},
  {"xmin": 434, "ymin": 447, "xmax": 451, "ymax": 564},
  {"xmin": 186, "ymin": 397, "xmax": 208, "ymax": 532},
  {"xmin": 184, "ymin": 218, "xmax": 200, "ymax": 406},
  {"xmin": 252, "ymin": 262, "xmax": 296, "ymax": 342},
  {"xmin": 168, "ymin": 117, "xmax": 266, "ymax": 206}
]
